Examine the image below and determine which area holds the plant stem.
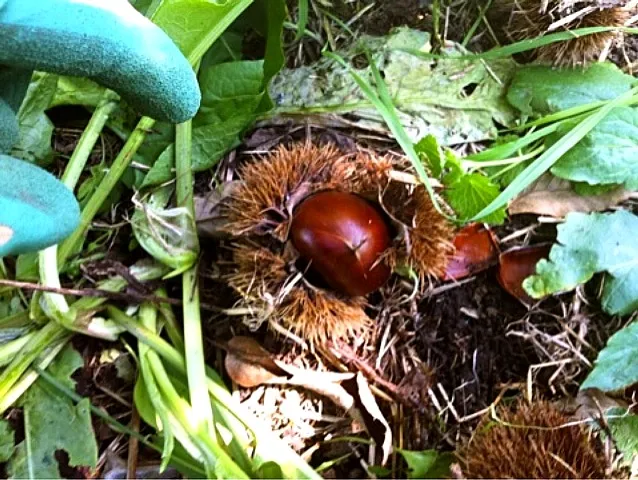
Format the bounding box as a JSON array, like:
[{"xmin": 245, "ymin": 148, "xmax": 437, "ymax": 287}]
[
  {"xmin": 61, "ymin": 93, "xmax": 119, "ymax": 188},
  {"xmin": 0, "ymin": 263, "xmax": 167, "ymax": 412},
  {"xmin": 0, "ymin": 331, "xmax": 36, "ymax": 367},
  {"xmin": 58, "ymin": 116, "xmax": 156, "ymax": 265},
  {"xmin": 0, "ymin": 339, "xmax": 68, "ymax": 413},
  {"xmin": 107, "ymin": 306, "xmax": 320, "ymax": 479},
  {"xmin": 0, "ymin": 321, "xmax": 70, "ymax": 402},
  {"xmin": 175, "ymin": 120, "xmax": 214, "ymax": 437}
]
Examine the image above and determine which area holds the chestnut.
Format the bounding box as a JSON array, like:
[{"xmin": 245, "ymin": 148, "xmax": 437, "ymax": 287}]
[{"xmin": 290, "ymin": 191, "xmax": 392, "ymax": 297}]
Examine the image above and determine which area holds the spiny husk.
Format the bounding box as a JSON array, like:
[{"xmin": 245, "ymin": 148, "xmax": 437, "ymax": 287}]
[
  {"xmin": 225, "ymin": 142, "xmax": 453, "ymax": 344},
  {"xmin": 493, "ymin": 0, "xmax": 632, "ymax": 66},
  {"xmin": 461, "ymin": 400, "xmax": 608, "ymax": 479},
  {"xmin": 225, "ymin": 142, "xmax": 343, "ymax": 241},
  {"xmin": 228, "ymin": 241, "xmax": 370, "ymax": 344},
  {"xmin": 381, "ymin": 181, "xmax": 454, "ymax": 280}
]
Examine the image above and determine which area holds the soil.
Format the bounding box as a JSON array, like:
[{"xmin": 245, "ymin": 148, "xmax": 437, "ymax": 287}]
[
  {"xmin": 332, "ymin": 0, "xmax": 433, "ymax": 36},
  {"xmin": 418, "ymin": 272, "xmax": 536, "ymax": 417}
]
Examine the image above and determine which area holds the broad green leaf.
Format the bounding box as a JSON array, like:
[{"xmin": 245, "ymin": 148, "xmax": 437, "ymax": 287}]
[
  {"xmin": 7, "ymin": 345, "xmax": 97, "ymax": 479},
  {"xmin": 444, "ymin": 173, "xmax": 506, "ymax": 224},
  {"xmin": 415, "ymin": 134, "xmax": 443, "ymax": 178},
  {"xmin": 10, "ymin": 73, "xmax": 57, "ymax": 164},
  {"xmin": 151, "ymin": 0, "xmax": 254, "ymax": 63},
  {"xmin": 507, "ymin": 62, "xmax": 635, "ymax": 116},
  {"xmin": 140, "ymin": 4, "xmax": 284, "ymax": 186},
  {"xmin": 550, "ymin": 107, "xmax": 638, "ymax": 189},
  {"xmin": 607, "ymin": 411, "xmax": 638, "ymax": 465},
  {"xmin": 524, "ymin": 211, "xmax": 638, "ymax": 315},
  {"xmin": 470, "ymin": 86, "xmax": 638, "ymax": 221},
  {"xmin": 395, "ymin": 449, "xmax": 454, "ymax": 479},
  {"xmin": 244, "ymin": 0, "xmax": 286, "ymax": 111},
  {"xmin": 142, "ymin": 115, "xmax": 249, "ymax": 187},
  {"xmin": 580, "ymin": 323, "xmax": 638, "ymax": 392},
  {"xmin": 272, "ymin": 27, "xmax": 518, "ymax": 145},
  {"xmin": 0, "ymin": 419, "xmax": 14, "ymax": 462},
  {"xmin": 195, "ymin": 60, "xmax": 265, "ymax": 126},
  {"xmin": 192, "ymin": 116, "xmax": 250, "ymax": 171},
  {"xmin": 50, "ymin": 77, "xmax": 107, "ymax": 109}
]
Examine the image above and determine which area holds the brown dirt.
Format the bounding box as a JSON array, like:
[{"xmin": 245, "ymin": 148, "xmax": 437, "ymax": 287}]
[
  {"xmin": 338, "ymin": 0, "xmax": 432, "ymax": 36},
  {"xmin": 418, "ymin": 271, "xmax": 537, "ymax": 417}
]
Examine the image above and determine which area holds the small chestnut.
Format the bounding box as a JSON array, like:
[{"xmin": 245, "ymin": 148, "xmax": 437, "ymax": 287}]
[{"xmin": 289, "ymin": 190, "xmax": 392, "ymax": 297}]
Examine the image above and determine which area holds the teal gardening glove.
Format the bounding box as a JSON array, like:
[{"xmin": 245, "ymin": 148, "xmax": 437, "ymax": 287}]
[{"xmin": 0, "ymin": 0, "xmax": 201, "ymax": 257}]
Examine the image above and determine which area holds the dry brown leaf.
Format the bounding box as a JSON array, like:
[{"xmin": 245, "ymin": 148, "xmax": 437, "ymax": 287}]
[
  {"xmin": 194, "ymin": 182, "xmax": 237, "ymax": 239},
  {"xmin": 343, "ymin": 373, "xmax": 393, "ymax": 465},
  {"xmin": 509, "ymin": 175, "xmax": 630, "ymax": 217},
  {"xmin": 570, "ymin": 388, "xmax": 629, "ymax": 422},
  {"xmin": 224, "ymin": 338, "xmax": 391, "ymax": 464},
  {"xmin": 224, "ymin": 336, "xmax": 288, "ymax": 388}
]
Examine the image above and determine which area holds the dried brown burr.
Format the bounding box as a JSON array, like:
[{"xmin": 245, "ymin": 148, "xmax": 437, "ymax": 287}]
[{"xmin": 224, "ymin": 142, "xmax": 454, "ymax": 344}]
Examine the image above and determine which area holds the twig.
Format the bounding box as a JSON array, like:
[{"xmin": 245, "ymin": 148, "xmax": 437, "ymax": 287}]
[{"xmin": 0, "ymin": 279, "xmax": 223, "ymax": 312}]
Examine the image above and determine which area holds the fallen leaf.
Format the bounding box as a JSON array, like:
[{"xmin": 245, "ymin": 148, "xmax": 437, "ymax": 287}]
[
  {"xmin": 497, "ymin": 244, "xmax": 551, "ymax": 305},
  {"xmin": 569, "ymin": 388, "xmax": 629, "ymax": 421},
  {"xmin": 444, "ymin": 223, "xmax": 500, "ymax": 280},
  {"xmin": 342, "ymin": 373, "xmax": 392, "ymax": 465},
  {"xmin": 194, "ymin": 182, "xmax": 236, "ymax": 239},
  {"xmin": 223, "ymin": 338, "xmax": 391, "ymax": 464},
  {"xmin": 509, "ymin": 174, "xmax": 630, "ymax": 217},
  {"xmin": 224, "ymin": 336, "xmax": 287, "ymax": 388}
]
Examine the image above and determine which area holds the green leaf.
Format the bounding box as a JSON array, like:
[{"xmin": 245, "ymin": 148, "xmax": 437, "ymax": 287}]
[
  {"xmin": 130, "ymin": 0, "xmax": 153, "ymax": 14},
  {"xmin": 395, "ymin": 449, "xmax": 454, "ymax": 479},
  {"xmin": 507, "ymin": 62, "xmax": 635, "ymax": 116},
  {"xmin": 50, "ymin": 76, "xmax": 107, "ymax": 109},
  {"xmin": 195, "ymin": 60, "xmax": 265, "ymax": 126},
  {"xmin": 273, "ymin": 28, "xmax": 518, "ymax": 145},
  {"xmin": 571, "ymin": 182, "xmax": 620, "ymax": 196},
  {"xmin": 199, "ymin": 31, "xmax": 243, "ymax": 69},
  {"xmin": 192, "ymin": 116, "xmax": 250, "ymax": 171},
  {"xmin": 141, "ymin": 145, "xmax": 175, "ymax": 189},
  {"xmin": 131, "ymin": 185, "xmax": 198, "ymax": 275},
  {"xmin": 471, "ymin": 86, "xmax": 638, "ymax": 222},
  {"xmin": 524, "ymin": 210, "xmax": 638, "ymax": 315},
  {"xmin": 415, "ymin": 134, "xmax": 443, "ymax": 178},
  {"xmin": 139, "ymin": 1, "xmax": 285, "ymax": 186},
  {"xmin": 244, "ymin": 0, "xmax": 286, "ymax": 111},
  {"xmin": 151, "ymin": 0, "xmax": 254, "ymax": 63},
  {"xmin": 550, "ymin": 107, "xmax": 638, "ymax": 190},
  {"xmin": 0, "ymin": 419, "xmax": 15, "ymax": 462},
  {"xmin": 142, "ymin": 115, "xmax": 249, "ymax": 187},
  {"xmin": 580, "ymin": 323, "xmax": 638, "ymax": 392},
  {"xmin": 7, "ymin": 345, "xmax": 98, "ymax": 479},
  {"xmin": 607, "ymin": 411, "xmax": 638, "ymax": 465},
  {"xmin": 10, "ymin": 73, "xmax": 57, "ymax": 164},
  {"xmin": 444, "ymin": 173, "xmax": 506, "ymax": 224}
]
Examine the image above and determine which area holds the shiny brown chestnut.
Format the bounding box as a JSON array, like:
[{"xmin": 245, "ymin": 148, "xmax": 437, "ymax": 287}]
[{"xmin": 290, "ymin": 191, "xmax": 392, "ymax": 297}]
